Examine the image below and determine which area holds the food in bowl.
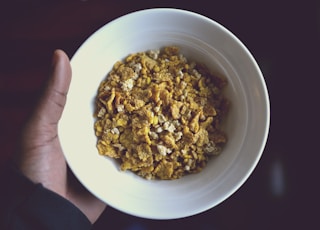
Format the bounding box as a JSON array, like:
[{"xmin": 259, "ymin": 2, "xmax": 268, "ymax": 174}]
[{"xmin": 94, "ymin": 46, "xmax": 229, "ymax": 180}]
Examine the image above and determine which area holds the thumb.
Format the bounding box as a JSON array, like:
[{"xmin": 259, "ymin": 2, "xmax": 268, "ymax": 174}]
[
  {"xmin": 34, "ymin": 49, "xmax": 72, "ymax": 125},
  {"xmin": 20, "ymin": 49, "xmax": 72, "ymax": 151},
  {"xmin": 17, "ymin": 49, "xmax": 71, "ymax": 160}
]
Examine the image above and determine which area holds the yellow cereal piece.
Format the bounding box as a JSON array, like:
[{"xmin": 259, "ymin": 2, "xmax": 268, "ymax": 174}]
[
  {"xmin": 135, "ymin": 125, "xmax": 151, "ymax": 145},
  {"xmin": 154, "ymin": 160, "xmax": 174, "ymax": 179},
  {"xmin": 94, "ymin": 46, "xmax": 228, "ymax": 180},
  {"xmin": 200, "ymin": 116, "xmax": 214, "ymax": 129},
  {"xmin": 153, "ymin": 65, "xmax": 160, "ymax": 73},
  {"xmin": 151, "ymin": 85, "xmax": 160, "ymax": 103},
  {"xmin": 170, "ymin": 101, "xmax": 183, "ymax": 119},
  {"xmin": 106, "ymin": 88, "xmax": 116, "ymax": 113},
  {"xmin": 152, "ymin": 115, "xmax": 159, "ymax": 126},
  {"xmin": 161, "ymin": 133, "xmax": 176, "ymax": 149},
  {"xmin": 189, "ymin": 111, "xmax": 201, "ymax": 133},
  {"xmin": 95, "ymin": 124, "xmax": 103, "ymax": 134}
]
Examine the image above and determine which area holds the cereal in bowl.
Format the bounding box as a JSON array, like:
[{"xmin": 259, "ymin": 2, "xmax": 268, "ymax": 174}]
[{"xmin": 94, "ymin": 46, "xmax": 229, "ymax": 180}]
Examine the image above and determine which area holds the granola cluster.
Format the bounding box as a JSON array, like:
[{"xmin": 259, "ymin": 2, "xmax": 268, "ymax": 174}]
[{"xmin": 94, "ymin": 46, "xmax": 229, "ymax": 180}]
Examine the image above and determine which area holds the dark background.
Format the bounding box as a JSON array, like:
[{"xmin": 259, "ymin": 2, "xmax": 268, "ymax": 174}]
[{"xmin": 0, "ymin": 1, "xmax": 319, "ymax": 229}]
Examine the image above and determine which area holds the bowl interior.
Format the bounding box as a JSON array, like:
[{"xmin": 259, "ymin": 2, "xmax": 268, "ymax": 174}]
[{"xmin": 59, "ymin": 9, "xmax": 269, "ymax": 219}]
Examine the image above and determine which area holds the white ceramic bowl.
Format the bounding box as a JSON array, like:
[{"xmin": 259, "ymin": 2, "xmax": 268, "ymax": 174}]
[{"xmin": 59, "ymin": 8, "xmax": 270, "ymax": 219}]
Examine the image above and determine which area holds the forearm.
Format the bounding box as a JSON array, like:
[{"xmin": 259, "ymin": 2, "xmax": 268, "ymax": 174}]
[{"xmin": 0, "ymin": 163, "xmax": 92, "ymax": 230}]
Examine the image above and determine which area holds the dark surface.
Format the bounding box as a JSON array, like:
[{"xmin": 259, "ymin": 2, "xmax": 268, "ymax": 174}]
[{"xmin": 1, "ymin": 1, "xmax": 318, "ymax": 229}]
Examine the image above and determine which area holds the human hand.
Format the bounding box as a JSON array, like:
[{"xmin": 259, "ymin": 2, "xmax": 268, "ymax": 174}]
[{"xmin": 14, "ymin": 50, "xmax": 106, "ymax": 224}]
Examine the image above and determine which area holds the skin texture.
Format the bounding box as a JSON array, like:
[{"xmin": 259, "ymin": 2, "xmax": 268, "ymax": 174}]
[{"xmin": 14, "ymin": 50, "xmax": 106, "ymax": 224}]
